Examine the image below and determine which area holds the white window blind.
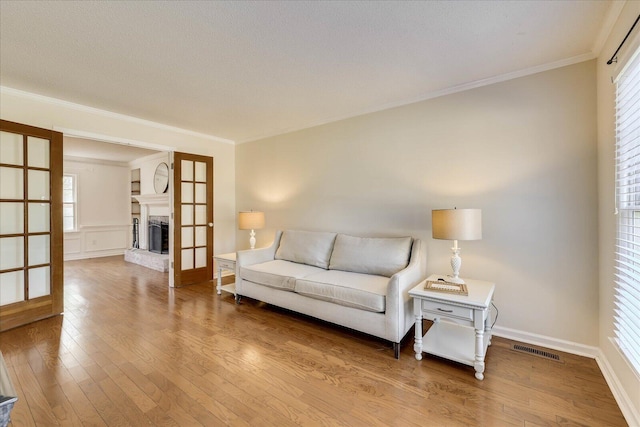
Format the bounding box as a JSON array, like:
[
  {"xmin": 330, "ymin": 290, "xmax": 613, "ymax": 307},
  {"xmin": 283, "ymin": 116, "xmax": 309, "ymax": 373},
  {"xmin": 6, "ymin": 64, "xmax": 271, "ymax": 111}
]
[{"xmin": 614, "ymin": 46, "xmax": 640, "ymax": 376}]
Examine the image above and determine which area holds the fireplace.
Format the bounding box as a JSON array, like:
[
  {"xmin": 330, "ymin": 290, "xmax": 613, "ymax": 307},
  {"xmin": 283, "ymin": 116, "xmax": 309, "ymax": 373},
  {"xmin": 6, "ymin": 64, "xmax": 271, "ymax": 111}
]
[{"xmin": 148, "ymin": 217, "xmax": 169, "ymax": 254}]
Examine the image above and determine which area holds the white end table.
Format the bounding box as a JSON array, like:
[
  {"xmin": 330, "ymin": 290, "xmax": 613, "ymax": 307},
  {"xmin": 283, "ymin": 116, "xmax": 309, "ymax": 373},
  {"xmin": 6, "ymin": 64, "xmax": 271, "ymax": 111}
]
[
  {"xmin": 213, "ymin": 252, "xmax": 236, "ymax": 295},
  {"xmin": 409, "ymin": 274, "xmax": 495, "ymax": 380}
]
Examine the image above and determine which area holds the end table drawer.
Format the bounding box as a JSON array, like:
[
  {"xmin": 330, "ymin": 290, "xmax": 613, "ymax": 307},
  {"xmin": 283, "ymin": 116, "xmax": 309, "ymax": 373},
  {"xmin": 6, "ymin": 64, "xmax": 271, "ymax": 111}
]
[
  {"xmin": 422, "ymin": 300, "xmax": 473, "ymax": 321},
  {"xmin": 217, "ymin": 260, "xmax": 236, "ymax": 270}
]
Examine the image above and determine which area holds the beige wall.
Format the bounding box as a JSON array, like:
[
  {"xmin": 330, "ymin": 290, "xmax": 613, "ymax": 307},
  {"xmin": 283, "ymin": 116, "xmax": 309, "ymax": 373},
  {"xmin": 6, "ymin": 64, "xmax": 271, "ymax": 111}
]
[
  {"xmin": 236, "ymin": 60, "xmax": 598, "ymax": 347},
  {"xmin": 597, "ymin": 2, "xmax": 640, "ymax": 421},
  {"xmin": 0, "ymin": 90, "xmax": 237, "ymax": 255}
]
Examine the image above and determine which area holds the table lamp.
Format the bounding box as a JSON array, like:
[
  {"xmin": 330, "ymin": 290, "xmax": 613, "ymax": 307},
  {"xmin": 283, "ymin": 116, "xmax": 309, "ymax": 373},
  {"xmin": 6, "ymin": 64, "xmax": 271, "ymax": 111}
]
[
  {"xmin": 238, "ymin": 211, "xmax": 265, "ymax": 249},
  {"xmin": 432, "ymin": 208, "xmax": 482, "ymax": 284}
]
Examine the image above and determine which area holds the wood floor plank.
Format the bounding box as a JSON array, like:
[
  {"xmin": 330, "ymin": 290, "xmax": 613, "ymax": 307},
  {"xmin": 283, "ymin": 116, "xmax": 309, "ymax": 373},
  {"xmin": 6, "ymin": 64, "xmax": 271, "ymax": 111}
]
[
  {"xmin": 12, "ymin": 358, "xmax": 59, "ymax": 426},
  {"xmin": 4, "ymin": 365, "xmax": 36, "ymax": 427},
  {"xmin": 0, "ymin": 256, "xmax": 628, "ymax": 426}
]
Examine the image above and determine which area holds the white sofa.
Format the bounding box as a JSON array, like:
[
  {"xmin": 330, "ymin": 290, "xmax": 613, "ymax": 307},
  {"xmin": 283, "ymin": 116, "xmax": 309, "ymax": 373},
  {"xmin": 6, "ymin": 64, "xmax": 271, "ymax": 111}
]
[{"xmin": 236, "ymin": 230, "xmax": 425, "ymax": 358}]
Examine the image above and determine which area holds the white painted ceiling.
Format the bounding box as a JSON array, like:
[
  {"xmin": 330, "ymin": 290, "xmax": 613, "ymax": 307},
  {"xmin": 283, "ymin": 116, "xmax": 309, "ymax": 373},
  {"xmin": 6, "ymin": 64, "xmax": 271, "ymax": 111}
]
[{"xmin": 0, "ymin": 1, "xmax": 617, "ymax": 144}]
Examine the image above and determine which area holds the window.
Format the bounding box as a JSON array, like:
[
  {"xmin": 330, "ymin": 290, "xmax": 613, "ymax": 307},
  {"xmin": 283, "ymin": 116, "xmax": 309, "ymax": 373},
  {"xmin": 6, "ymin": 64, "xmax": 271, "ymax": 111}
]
[
  {"xmin": 62, "ymin": 174, "xmax": 77, "ymax": 231},
  {"xmin": 614, "ymin": 46, "xmax": 640, "ymax": 376}
]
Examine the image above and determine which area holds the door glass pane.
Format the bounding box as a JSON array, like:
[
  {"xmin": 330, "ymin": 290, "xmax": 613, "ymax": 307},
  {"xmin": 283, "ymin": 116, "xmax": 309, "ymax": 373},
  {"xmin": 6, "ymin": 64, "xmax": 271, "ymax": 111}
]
[
  {"xmin": 28, "ymin": 202, "xmax": 50, "ymax": 233},
  {"xmin": 195, "ymin": 247, "xmax": 206, "ymax": 268},
  {"xmin": 195, "ymin": 226, "xmax": 206, "ymax": 246},
  {"xmin": 0, "ymin": 202, "xmax": 24, "ymax": 234},
  {"xmin": 28, "ymin": 266, "xmax": 50, "ymax": 299},
  {"xmin": 195, "ymin": 161, "xmax": 206, "ymax": 182},
  {"xmin": 27, "ymin": 137, "xmax": 49, "ymax": 168},
  {"xmin": 181, "ymin": 182, "xmax": 193, "ymax": 203},
  {"xmin": 0, "ymin": 167, "xmax": 23, "ymax": 199},
  {"xmin": 28, "ymin": 235, "xmax": 50, "ymax": 266},
  {"xmin": 0, "ymin": 271, "xmax": 24, "ymax": 306},
  {"xmin": 181, "ymin": 227, "xmax": 193, "ymax": 248},
  {"xmin": 0, "ymin": 237, "xmax": 24, "ymax": 269},
  {"xmin": 181, "ymin": 249, "xmax": 193, "ymax": 270},
  {"xmin": 28, "ymin": 170, "xmax": 49, "ymax": 200},
  {"xmin": 181, "ymin": 160, "xmax": 193, "ymax": 181},
  {"xmin": 181, "ymin": 205, "xmax": 193, "ymax": 225},
  {"xmin": 195, "ymin": 183, "xmax": 206, "ymax": 204},
  {"xmin": 0, "ymin": 131, "xmax": 23, "ymax": 165},
  {"xmin": 195, "ymin": 205, "xmax": 206, "ymax": 225}
]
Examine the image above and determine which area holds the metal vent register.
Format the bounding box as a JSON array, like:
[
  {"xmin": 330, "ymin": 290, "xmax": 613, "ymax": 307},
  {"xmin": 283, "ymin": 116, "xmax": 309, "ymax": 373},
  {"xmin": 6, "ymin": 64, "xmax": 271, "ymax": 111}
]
[{"xmin": 511, "ymin": 344, "xmax": 562, "ymax": 362}]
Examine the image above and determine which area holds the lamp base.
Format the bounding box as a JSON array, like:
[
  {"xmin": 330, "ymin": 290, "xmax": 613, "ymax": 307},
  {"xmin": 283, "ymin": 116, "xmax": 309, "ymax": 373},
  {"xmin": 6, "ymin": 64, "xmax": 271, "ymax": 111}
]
[
  {"xmin": 449, "ymin": 242, "xmax": 465, "ymax": 284},
  {"xmin": 445, "ymin": 275, "xmax": 465, "ymax": 284},
  {"xmin": 249, "ymin": 229, "xmax": 256, "ymax": 249}
]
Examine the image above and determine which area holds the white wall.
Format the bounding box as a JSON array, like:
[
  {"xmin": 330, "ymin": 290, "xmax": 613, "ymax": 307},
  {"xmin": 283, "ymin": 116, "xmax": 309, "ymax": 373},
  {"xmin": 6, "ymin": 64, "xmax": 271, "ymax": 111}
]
[
  {"xmin": 597, "ymin": 2, "xmax": 640, "ymax": 423},
  {"xmin": 236, "ymin": 61, "xmax": 598, "ymax": 347},
  {"xmin": 0, "ymin": 89, "xmax": 237, "ymax": 256},
  {"xmin": 63, "ymin": 157, "xmax": 131, "ymax": 260}
]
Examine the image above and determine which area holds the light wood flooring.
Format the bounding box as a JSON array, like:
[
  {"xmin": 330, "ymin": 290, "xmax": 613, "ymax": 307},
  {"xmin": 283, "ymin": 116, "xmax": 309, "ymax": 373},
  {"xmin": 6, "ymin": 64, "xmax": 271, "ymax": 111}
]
[{"xmin": 0, "ymin": 256, "xmax": 627, "ymax": 426}]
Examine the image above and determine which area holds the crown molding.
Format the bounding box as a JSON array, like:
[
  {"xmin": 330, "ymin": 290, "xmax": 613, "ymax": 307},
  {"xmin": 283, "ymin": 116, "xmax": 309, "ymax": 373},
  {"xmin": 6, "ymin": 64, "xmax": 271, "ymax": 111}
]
[
  {"xmin": 0, "ymin": 86, "xmax": 235, "ymax": 145},
  {"xmin": 63, "ymin": 155, "xmax": 129, "ymax": 168},
  {"xmin": 592, "ymin": 1, "xmax": 627, "ymax": 57},
  {"xmin": 236, "ymin": 53, "xmax": 596, "ymax": 144}
]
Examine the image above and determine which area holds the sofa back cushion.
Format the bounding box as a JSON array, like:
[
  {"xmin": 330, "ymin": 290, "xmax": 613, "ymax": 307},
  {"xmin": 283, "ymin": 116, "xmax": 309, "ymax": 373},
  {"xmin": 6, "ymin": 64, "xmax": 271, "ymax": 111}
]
[
  {"xmin": 275, "ymin": 230, "xmax": 337, "ymax": 269},
  {"xmin": 329, "ymin": 234, "xmax": 412, "ymax": 277}
]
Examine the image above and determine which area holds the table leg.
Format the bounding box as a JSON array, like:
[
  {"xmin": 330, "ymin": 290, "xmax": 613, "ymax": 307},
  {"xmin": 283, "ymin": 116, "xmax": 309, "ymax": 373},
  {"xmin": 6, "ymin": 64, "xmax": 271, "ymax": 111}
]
[
  {"xmin": 474, "ymin": 328, "xmax": 485, "ymax": 380},
  {"xmin": 216, "ymin": 265, "xmax": 222, "ymax": 295},
  {"xmin": 485, "ymin": 307, "xmax": 492, "ymax": 347},
  {"xmin": 414, "ymin": 312, "xmax": 423, "ymax": 361}
]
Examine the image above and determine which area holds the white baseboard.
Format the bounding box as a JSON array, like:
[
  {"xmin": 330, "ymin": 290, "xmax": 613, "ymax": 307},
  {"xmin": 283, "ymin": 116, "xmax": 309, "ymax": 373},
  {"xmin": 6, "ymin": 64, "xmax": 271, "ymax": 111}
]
[
  {"xmin": 63, "ymin": 249, "xmax": 125, "ymax": 261},
  {"xmin": 492, "ymin": 325, "xmax": 600, "ymax": 358},
  {"xmin": 595, "ymin": 349, "xmax": 640, "ymax": 427},
  {"xmin": 214, "ymin": 270, "xmax": 234, "ymax": 280},
  {"xmin": 492, "ymin": 326, "xmax": 638, "ymax": 426}
]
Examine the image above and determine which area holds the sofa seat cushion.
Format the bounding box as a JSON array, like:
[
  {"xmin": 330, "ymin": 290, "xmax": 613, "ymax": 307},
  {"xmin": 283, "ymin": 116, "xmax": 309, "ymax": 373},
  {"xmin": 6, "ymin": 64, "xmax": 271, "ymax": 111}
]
[
  {"xmin": 329, "ymin": 234, "xmax": 412, "ymax": 277},
  {"xmin": 240, "ymin": 260, "xmax": 325, "ymax": 291},
  {"xmin": 294, "ymin": 270, "xmax": 388, "ymax": 313},
  {"xmin": 275, "ymin": 230, "xmax": 337, "ymax": 269}
]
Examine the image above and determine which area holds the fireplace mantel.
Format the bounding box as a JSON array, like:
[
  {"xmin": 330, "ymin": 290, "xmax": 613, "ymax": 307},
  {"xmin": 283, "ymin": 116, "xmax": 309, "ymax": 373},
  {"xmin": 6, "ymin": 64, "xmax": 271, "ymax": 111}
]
[
  {"xmin": 133, "ymin": 194, "xmax": 169, "ymax": 206},
  {"xmin": 132, "ymin": 194, "xmax": 169, "ymax": 250}
]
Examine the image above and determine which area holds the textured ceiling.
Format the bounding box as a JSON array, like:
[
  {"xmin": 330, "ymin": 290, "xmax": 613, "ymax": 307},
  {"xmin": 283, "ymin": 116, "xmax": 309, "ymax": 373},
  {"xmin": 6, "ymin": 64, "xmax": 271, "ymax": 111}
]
[{"xmin": 0, "ymin": 1, "xmax": 617, "ymax": 143}]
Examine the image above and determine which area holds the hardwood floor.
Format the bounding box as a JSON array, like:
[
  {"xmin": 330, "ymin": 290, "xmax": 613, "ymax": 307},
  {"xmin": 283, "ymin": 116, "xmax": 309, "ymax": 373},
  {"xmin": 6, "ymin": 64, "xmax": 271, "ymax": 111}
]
[{"xmin": 0, "ymin": 256, "xmax": 627, "ymax": 426}]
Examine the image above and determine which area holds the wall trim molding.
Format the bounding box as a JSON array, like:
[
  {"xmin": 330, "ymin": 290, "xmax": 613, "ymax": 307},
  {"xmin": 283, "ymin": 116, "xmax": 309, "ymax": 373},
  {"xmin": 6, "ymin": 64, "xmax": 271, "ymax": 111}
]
[
  {"xmin": 596, "ymin": 349, "xmax": 640, "ymax": 426},
  {"xmin": 0, "ymin": 85, "xmax": 234, "ymax": 145},
  {"xmin": 237, "ymin": 53, "xmax": 596, "ymax": 144},
  {"xmin": 64, "ymin": 249, "xmax": 126, "ymax": 261},
  {"xmin": 64, "ymin": 155, "xmax": 129, "ymax": 168},
  {"xmin": 591, "ymin": 1, "xmax": 627, "ymax": 56},
  {"xmin": 492, "ymin": 325, "xmax": 637, "ymax": 426},
  {"xmin": 492, "ymin": 325, "xmax": 599, "ymax": 358}
]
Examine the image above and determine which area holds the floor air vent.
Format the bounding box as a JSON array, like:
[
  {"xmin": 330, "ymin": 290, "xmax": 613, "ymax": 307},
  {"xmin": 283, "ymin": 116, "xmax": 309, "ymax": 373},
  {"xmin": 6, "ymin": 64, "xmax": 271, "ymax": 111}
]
[{"xmin": 511, "ymin": 344, "xmax": 562, "ymax": 362}]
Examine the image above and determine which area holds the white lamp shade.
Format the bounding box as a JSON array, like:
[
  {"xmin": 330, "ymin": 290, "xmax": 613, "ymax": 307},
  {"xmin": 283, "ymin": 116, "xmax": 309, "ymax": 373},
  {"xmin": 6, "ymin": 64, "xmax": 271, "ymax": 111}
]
[
  {"xmin": 432, "ymin": 209, "xmax": 482, "ymax": 241},
  {"xmin": 238, "ymin": 211, "xmax": 265, "ymax": 230}
]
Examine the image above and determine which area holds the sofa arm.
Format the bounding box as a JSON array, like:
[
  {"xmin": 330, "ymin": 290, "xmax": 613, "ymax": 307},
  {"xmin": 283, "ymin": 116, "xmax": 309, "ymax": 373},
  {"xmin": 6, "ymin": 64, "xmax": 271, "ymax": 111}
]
[
  {"xmin": 236, "ymin": 231, "xmax": 283, "ymax": 296},
  {"xmin": 236, "ymin": 230, "xmax": 282, "ymax": 268},
  {"xmin": 385, "ymin": 239, "xmax": 426, "ymax": 342}
]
